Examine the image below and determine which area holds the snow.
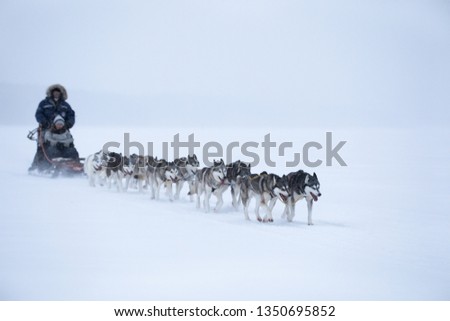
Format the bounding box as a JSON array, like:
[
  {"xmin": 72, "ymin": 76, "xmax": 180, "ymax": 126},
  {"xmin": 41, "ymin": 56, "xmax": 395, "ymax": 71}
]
[
  {"xmin": 0, "ymin": 125, "xmax": 449, "ymax": 300},
  {"xmin": 0, "ymin": 0, "xmax": 449, "ymax": 302}
]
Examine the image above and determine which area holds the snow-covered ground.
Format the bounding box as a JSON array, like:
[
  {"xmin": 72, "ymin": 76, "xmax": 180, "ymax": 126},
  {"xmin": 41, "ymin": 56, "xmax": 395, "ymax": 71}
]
[{"xmin": 0, "ymin": 125, "xmax": 448, "ymax": 300}]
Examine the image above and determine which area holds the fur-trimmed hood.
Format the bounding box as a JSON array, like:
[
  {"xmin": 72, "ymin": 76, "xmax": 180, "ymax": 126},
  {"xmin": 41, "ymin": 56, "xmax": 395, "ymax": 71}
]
[{"xmin": 46, "ymin": 84, "xmax": 68, "ymax": 100}]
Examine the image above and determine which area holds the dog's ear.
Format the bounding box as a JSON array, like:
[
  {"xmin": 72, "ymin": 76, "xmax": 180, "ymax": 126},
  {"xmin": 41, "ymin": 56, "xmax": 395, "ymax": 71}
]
[{"xmin": 313, "ymin": 172, "xmax": 317, "ymax": 178}]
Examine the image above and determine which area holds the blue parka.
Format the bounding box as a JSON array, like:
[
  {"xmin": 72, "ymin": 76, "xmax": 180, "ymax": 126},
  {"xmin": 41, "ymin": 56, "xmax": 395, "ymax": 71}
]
[{"xmin": 35, "ymin": 84, "xmax": 75, "ymax": 129}]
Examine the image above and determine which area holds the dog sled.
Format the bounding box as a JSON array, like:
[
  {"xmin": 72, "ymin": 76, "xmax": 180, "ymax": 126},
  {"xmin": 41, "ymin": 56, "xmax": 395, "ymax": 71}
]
[{"xmin": 27, "ymin": 127, "xmax": 85, "ymax": 177}]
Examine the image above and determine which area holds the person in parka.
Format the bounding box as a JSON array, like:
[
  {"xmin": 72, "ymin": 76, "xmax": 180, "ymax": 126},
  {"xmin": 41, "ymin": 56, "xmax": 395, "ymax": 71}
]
[
  {"xmin": 29, "ymin": 84, "xmax": 77, "ymax": 171},
  {"xmin": 35, "ymin": 84, "xmax": 75, "ymax": 129}
]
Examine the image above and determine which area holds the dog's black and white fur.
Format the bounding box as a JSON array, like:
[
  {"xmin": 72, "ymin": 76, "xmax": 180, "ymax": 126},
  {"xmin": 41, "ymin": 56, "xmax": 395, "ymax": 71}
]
[
  {"xmin": 129, "ymin": 155, "xmax": 147, "ymax": 193},
  {"xmin": 84, "ymin": 148, "xmax": 323, "ymax": 224},
  {"xmin": 152, "ymin": 159, "xmax": 179, "ymax": 201},
  {"xmin": 146, "ymin": 156, "xmax": 159, "ymax": 199},
  {"xmin": 105, "ymin": 152, "xmax": 124, "ymax": 192},
  {"xmin": 174, "ymin": 154, "xmax": 199, "ymax": 201},
  {"xmin": 84, "ymin": 150, "xmax": 107, "ymax": 187},
  {"xmin": 240, "ymin": 172, "xmax": 290, "ymax": 222},
  {"xmin": 226, "ymin": 160, "xmax": 251, "ymax": 209},
  {"xmin": 281, "ymin": 170, "xmax": 321, "ymax": 224},
  {"xmin": 122, "ymin": 154, "xmax": 137, "ymax": 191},
  {"xmin": 195, "ymin": 159, "xmax": 228, "ymax": 212}
]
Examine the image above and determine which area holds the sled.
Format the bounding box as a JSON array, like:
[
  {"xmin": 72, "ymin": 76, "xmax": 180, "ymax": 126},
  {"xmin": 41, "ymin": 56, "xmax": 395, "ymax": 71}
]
[{"xmin": 27, "ymin": 128, "xmax": 85, "ymax": 177}]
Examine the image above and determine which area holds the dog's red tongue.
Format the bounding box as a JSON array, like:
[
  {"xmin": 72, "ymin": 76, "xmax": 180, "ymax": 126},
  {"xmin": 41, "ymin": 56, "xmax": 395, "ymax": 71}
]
[{"xmin": 310, "ymin": 192, "xmax": 318, "ymax": 202}]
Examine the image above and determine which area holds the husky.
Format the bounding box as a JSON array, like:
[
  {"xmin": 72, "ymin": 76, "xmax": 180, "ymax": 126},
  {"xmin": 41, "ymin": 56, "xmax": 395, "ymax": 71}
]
[
  {"xmin": 84, "ymin": 150, "xmax": 107, "ymax": 187},
  {"xmin": 153, "ymin": 159, "xmax": 179, "ymax": 201},
  {"xmin": 226, "ymin": 160, "xmax": 251, "ymax": 209},
  {"xmin": 122, "ymin": 154, "xmax": 137, "ymax": 191},
  {"xmin": 128, "ymin": 155, "xmax": 147, "ymax": 193},
  {"xmin": 105, "ymin": 152, "xmax": 124, "ymax": 192},
  {"xmin": 146, "ymin": 156, "xmax": 159, "ymax": 199},
  {"xmin": 174, "ymin": 154, "xmax": 200, "ymax": 201},
  {"xmin": 195, "ymin": 159, "xmax": 228, "ymax": 212},
  {"xmin": 281, "ymin": 170, "xmax": 322, "ymax": 224},
  {"xmin": 240, "ymin": 172, "xmax": 290, "ymax": 222}
]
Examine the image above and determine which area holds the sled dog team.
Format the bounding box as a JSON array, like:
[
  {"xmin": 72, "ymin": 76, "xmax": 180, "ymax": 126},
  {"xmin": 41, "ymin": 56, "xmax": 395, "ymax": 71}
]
[{"xmin": 84, "ymin": 151, "xmax": 322, "ymax": 224}]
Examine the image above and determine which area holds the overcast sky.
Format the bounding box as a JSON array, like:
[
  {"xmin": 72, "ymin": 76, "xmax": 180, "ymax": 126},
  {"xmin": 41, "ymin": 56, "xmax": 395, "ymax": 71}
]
[{"xmin": 1, "ymin": 0, "xmax": 449, "ymax": 127}]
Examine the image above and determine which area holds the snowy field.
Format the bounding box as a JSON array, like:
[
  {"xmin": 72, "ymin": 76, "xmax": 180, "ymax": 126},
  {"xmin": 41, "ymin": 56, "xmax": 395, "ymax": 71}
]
[{"xmin": 0, "ymin": 125, "xmax": 449, "ymax": 300}]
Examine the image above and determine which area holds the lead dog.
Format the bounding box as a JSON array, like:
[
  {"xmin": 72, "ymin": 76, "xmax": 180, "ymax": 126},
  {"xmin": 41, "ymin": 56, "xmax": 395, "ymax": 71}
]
[
  {"xmin": 240, "ymin": 172, "xmax": 290, "ymax": 222},
  {"xmin": 281, "ymin": 170, "xmax": 322, "ymax": 224}
]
